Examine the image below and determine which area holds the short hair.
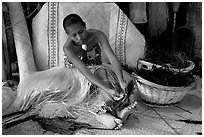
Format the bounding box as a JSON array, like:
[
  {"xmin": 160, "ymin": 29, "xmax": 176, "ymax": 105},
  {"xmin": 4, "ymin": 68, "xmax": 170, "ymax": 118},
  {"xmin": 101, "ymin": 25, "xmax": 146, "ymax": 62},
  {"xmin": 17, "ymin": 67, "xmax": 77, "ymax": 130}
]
[{"xmin": 63, "ymin": 14, "xmax": 86, "ymax": 33}]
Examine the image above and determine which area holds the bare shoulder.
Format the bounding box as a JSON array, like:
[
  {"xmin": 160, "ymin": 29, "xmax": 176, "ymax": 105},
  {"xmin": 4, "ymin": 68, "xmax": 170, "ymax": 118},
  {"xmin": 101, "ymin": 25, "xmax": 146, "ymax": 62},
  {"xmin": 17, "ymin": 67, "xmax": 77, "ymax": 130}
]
[
  {"xmin": 88, "ymin": 29, "xmax": 107, "ymax": 43},
  {"xmin": 63, "ymin": 38, "xmax": 70, "ymax": 48},
  {"xmin": 89, "ymin": 29, "xmax": 106, "ymax": 37},
  {"xmin": 63, "ymin": 38, "xmax": 73, "ymax": 53}
]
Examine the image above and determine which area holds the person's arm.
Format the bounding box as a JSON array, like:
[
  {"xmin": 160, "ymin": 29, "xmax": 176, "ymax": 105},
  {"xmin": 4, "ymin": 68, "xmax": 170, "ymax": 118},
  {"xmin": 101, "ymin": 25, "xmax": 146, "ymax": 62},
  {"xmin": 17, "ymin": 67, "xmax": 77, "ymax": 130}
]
[
  {"xmin": 97, "ymin": 31, "xmax": 127, "ymax": 89},
  {"xmin": 63, "ymin": 43, "xmax": 114, "ymax": 98}
]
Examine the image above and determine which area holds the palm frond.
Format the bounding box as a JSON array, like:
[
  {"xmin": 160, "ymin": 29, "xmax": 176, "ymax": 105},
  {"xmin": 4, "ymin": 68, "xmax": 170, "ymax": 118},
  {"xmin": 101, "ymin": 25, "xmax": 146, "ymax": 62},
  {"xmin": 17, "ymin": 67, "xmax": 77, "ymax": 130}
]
[{"xmin": 32, "ymin": 117, "xmax": 92, "ymax": 135}]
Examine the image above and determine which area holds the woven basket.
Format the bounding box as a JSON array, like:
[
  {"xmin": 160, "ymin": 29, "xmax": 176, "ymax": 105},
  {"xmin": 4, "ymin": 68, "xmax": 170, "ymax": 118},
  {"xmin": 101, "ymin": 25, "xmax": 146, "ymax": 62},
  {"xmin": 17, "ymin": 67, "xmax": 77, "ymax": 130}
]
[
  {"xmin": 133, "ymin": 74, "xmax": 196, "ymax": 107},
  {"xmin": 137, "ymin": 59, "xmax": 195, "ymax": 74}
]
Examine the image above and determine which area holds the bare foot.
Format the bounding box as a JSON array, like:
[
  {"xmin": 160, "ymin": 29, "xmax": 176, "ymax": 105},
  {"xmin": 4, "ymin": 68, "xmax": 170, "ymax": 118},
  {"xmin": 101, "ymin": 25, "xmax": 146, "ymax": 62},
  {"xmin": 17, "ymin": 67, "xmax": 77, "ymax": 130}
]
[
  {"xmin": 95, "ymin": 113, "xmax": 122, "ymax": 129},
  {"xmin": 117, "ymin": 102, "xmax": 137, "ymax": 121}
]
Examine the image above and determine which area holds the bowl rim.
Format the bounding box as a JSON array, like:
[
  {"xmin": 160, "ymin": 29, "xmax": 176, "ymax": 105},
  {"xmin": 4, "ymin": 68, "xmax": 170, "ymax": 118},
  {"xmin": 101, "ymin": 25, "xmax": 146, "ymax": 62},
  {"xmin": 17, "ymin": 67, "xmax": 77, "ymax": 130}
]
[
  {"xmin": 133, "ymin": 73, "xmax": 196, "ymax": 90},
  {"xmin": 137, "ymin": 59, "xmax": 195, "ymax": 73}
]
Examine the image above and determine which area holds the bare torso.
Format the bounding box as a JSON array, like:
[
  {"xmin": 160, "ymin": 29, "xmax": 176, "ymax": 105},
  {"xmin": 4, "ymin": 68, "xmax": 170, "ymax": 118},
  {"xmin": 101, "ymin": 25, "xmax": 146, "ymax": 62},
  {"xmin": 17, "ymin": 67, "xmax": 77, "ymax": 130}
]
[
  {"xmin": 64, "ymin": 29, "xmax": 109, "ymax": 66},
  {"xmin": 66, "ymin": 29, "xmax": 99, "ymax": 56}
]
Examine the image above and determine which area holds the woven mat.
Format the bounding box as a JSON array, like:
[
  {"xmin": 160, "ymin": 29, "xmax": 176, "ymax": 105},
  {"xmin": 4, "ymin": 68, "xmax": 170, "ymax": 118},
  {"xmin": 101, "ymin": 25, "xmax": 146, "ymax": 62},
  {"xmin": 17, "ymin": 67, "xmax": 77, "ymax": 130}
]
[
  {"xmin": 2, "ymin": 77, "xmax": 202, "ymax": 135},
  {"xmin": 32, "ymin": 2, "xmax": 145, "ymax": 70},
  {"xmin": 8, "ymin": 2, "xmax": 145, "ymax": 83}
]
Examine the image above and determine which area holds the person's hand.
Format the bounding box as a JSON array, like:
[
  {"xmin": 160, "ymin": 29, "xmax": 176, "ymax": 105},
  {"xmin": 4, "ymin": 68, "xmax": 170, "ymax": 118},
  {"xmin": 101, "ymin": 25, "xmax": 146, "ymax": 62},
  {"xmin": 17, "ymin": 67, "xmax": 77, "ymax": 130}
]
[
  {"xmin": 112, "ymin": 91, "xmax": 124, "ymax": 101},
  {"xmin": 105, "ymin": 88, "xmax": 124, "ymax": 101}
]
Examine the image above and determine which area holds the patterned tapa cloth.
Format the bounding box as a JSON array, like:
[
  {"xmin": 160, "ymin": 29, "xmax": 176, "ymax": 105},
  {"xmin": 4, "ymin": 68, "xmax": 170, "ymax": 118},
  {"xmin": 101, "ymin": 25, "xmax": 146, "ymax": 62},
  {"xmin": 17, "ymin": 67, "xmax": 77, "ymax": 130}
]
[{"xmin": 32, "ymin": 2, "xmax": 145, "ymax": 70}]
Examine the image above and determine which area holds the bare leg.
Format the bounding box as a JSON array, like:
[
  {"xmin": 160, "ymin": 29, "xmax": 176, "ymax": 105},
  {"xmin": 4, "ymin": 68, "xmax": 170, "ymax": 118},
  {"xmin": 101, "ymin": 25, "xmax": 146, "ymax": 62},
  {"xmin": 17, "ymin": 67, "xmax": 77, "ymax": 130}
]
[
  {"xmin": 95, "ymin": 68, "xmax": 124, "ymax": 101},
  {"xmin": 95, "ymin": 113, "xmax": 122, "ymax": 129},
  {"xmin": 94, "ymin": 68, "xmax": 136, "ymax": 128},
  {"xmin": 94, "ymin": 69, "xmax": 124, "ymax": 129}
]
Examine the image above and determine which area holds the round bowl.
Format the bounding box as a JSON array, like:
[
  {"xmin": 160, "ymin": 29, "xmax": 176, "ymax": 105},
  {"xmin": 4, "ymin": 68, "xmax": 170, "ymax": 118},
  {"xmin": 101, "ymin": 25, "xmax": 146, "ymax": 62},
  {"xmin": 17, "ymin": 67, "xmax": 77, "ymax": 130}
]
[
  {"xmin": 137, "ymin": 59, "xmax": 195, "ymax": 74},
  {"xmin": 133, "ymin": 74, "xmax": 196, "ymax": 107}
]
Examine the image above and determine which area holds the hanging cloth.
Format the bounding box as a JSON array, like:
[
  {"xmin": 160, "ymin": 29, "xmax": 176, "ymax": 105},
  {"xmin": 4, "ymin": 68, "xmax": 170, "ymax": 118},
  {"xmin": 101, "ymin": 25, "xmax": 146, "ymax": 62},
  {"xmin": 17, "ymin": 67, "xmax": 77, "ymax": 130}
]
[{"xmin": 129, "ymin": 2, "xmax": 147, "ymax": 24}]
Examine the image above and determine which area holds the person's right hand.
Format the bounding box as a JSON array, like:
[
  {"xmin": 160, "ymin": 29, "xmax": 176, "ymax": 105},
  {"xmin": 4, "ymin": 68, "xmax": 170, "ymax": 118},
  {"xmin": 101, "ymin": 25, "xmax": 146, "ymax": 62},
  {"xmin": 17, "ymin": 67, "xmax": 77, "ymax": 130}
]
[
  {"xmin": 112, "ymin": 90, "xmax": 124, "ymax": 101},
  {"xmin": 105, "ymin": 88, "xmax": 123, "ymax": 101}
]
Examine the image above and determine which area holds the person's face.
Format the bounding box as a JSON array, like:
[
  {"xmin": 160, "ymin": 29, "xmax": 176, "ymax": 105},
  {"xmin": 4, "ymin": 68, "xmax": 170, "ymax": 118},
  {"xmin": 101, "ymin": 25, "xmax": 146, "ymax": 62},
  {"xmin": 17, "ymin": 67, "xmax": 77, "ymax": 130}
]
[{"xmin": 65, "ymin": 22, "xmax": 87, "ymax": 44}]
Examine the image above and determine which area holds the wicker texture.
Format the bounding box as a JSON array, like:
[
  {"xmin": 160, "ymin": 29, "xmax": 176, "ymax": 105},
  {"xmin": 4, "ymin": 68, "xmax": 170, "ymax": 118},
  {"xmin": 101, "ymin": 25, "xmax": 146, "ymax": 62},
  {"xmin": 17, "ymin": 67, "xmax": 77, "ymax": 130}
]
[{"xmin": 134, "ymin": 75, "xmax": 196, "ymax": 106}]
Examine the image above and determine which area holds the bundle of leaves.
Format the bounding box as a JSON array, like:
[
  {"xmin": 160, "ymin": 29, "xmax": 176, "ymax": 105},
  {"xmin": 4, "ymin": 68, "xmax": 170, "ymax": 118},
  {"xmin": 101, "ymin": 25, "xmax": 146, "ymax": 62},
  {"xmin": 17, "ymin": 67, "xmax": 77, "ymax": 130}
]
[
  {"xmin": 144, "ymin": 49, "xmax": 189, "ymax": 69},
  {"xmin": 136, "ymin": 67, "xmax": 194, "ymax": 87},
  {"xmin": 33, "ymin": 117, "xmax": 92, "ymax": 135},
  {"xmin": 136, "ymin": 49, "xmax": 194, "ymax": 87},
  {"xmin": 2, "ymin": 88, "xmax": 93, "ymax": 135},
  {"xmin": 3, "ymin": 65, "xmax": 128, "ymax": 134}
]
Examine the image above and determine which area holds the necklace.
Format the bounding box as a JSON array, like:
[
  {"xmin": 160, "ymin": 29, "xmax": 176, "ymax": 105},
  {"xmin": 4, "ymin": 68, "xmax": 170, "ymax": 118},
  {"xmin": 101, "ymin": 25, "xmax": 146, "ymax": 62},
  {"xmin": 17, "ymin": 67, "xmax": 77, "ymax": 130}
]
[
  {"xmin": 73, "ymin": 32, "xmax": 91, "ymax": 51},
  {"xmin": 82, "ymin": 44, "xmax": 87, "ymax": 51},
  {"xmin": 80, "ymin": 32, "xmax": 90, "ymax": 51}
]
